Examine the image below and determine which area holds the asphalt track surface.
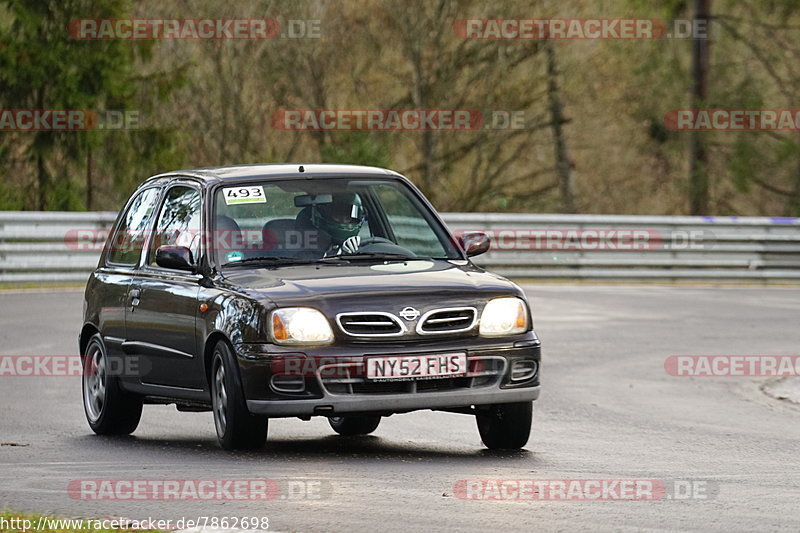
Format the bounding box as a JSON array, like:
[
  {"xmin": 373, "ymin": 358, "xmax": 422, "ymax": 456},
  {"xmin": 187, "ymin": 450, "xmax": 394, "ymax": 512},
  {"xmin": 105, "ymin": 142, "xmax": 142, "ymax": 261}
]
[{"xmin": 1, "ymin": 285, "xmax": 800, "ymax": 532}]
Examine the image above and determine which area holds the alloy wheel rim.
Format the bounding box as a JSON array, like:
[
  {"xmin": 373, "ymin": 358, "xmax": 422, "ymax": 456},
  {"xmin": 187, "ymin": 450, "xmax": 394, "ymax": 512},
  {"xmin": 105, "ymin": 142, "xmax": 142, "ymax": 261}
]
[
  {"xmin": 213, "ymin": 358, "xmax": 228, "ymax": 436},
  {"xmin": 83, "ymin": 344, "xmax": 106, "ymax": 423}
]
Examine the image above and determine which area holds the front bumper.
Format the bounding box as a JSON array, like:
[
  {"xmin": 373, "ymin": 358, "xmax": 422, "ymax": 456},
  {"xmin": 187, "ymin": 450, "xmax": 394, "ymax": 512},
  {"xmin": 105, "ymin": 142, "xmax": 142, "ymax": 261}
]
[
  {"xmin": 246, "ymin": 384, "xmax": 539, "ymax": 417},
  {"xmin": 237, "ymin": 339, "xmax": 541, "ymax": 418}
]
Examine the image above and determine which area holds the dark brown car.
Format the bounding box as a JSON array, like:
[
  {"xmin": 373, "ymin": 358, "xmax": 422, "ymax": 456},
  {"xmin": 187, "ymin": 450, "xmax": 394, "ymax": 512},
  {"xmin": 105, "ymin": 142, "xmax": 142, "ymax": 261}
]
[{"xmin": 80, "ymin": 164, "xmax": 541, "ymax": 450}]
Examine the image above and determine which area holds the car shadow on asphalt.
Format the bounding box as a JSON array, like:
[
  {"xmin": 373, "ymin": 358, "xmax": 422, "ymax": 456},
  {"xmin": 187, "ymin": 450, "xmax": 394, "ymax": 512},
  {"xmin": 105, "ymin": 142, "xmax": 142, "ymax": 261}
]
[{"xmin": 73, "ymin": 434, "xmax": 536, "ymax": 462}]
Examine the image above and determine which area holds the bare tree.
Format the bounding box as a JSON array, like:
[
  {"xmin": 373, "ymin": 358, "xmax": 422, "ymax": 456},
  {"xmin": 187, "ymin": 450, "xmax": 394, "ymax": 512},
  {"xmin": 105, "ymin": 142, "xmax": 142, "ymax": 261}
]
[
  {"xmin": 544, "ymin": 42, "xmax": 576, "ymax": 213},
  {"xmin": 688, "ymin": 0, "xmax": 711, "ymax": 215}
]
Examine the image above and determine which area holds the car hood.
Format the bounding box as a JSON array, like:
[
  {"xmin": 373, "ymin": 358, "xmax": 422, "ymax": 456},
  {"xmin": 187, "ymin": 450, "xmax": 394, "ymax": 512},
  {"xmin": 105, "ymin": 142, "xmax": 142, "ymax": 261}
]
[{"xmin": 218, "ymin": 259, "xmax": 523, "ymax": 314}]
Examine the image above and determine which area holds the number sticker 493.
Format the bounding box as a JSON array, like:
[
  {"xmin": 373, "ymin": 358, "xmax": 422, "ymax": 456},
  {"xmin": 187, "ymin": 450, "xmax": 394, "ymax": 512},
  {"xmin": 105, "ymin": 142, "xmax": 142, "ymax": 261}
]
[{"xmin": 223, "ymin": 186, "xmax": 266, "ymax": 205}]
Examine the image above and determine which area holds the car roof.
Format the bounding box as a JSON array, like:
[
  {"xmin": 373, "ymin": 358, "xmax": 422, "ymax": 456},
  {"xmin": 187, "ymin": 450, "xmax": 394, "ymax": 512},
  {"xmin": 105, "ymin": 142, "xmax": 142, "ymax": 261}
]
[{"xmin": 143, "ymin": 163, "xmax": 403, "ymax": 186}]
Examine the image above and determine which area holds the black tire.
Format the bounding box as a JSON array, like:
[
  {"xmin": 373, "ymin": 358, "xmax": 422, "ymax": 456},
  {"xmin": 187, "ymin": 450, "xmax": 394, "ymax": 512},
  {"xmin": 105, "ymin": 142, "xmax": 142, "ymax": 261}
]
[
  {"xmin": 328, "ymin": 415, "xmax": 381, "ymax": 436},
  {"xmin": 211, "ymin": 340, "xmax": 268, "ymax": 450},
  {"xmin": 82, "ymin": 334, "xmax": 142, "ymax": 435},
  {"xmin": 476, "ymin": 401, "xmax": 533, "ymax": 450}
]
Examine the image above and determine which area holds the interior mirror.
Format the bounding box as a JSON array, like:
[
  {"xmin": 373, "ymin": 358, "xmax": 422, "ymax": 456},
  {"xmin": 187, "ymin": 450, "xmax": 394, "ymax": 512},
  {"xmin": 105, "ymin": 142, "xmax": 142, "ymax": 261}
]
[
  {"xmin": 458, "ymin": 231, "xmax": 491, "ymax": 257},
  {"xmin": 156, "ymin": 245, "xmax": 195, "ymax": 271},
  {"xmin": 294, "ymin": 193, "xmax": 333, "ymax": 207}
]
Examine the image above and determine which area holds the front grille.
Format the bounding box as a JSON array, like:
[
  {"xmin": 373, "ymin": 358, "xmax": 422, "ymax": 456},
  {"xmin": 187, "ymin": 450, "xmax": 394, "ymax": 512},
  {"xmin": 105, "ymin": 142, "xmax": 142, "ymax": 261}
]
[
  {"xmin": 352, "ymin": 381, "xmax": 409, "ymax": 394},
  {"xmin": 347, "ymin": 378, "xmax": 474, "ymax": 394},
  {"xmin": 337, "ymin": 312, "xmax": 404, "ymax": 336},
  {"xmin": 415, "ymin": 377, "xmax": 471, "ymax": 392},
  {"xmin": 418, "ymin": 307, "xmax": 477, "ymax": 334}
]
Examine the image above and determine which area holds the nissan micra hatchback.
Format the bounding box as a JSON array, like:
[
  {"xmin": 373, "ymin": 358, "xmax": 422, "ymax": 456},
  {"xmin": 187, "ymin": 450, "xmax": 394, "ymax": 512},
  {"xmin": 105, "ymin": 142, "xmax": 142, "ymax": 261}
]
[{"xmin": 80, "ymin": 164, "xmax": 541, "ymax": 450}]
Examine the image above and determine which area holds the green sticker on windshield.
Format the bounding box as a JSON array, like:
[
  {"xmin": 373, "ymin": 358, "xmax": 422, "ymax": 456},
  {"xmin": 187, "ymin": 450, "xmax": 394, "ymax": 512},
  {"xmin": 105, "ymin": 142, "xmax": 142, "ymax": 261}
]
[
  {"xmin": 226, "ymin": 251, "xmax": 244, "ymax": 263},
  {"xmin": 223, "ymin": 186, "xmax": 266, "ymax": 205}
]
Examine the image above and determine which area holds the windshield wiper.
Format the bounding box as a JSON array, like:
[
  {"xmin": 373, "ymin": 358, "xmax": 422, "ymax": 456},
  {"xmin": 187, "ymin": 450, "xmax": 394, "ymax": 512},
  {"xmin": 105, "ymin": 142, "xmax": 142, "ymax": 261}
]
[
  {"xmin": 222, "ymin": 256, "xmax": 318, "ymax": 267},
  {"xmin": 320, "ymin": 252, "xmax": 416, "ymax": 262}
]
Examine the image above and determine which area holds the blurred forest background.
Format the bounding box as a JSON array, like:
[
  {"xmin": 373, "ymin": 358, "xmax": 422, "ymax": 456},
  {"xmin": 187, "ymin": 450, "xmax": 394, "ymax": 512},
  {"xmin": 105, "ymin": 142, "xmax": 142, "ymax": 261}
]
[{"xmin": 1, "ymin": 0, "xmax": 800, "ymax": 216}]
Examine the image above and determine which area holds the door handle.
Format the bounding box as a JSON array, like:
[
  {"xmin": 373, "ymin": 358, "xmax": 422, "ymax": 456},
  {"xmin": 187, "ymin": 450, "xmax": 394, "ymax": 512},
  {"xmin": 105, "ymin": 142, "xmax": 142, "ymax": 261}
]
[{"xmin": 129, "ymin": 288, "xmax": 141, "ymax": 311}]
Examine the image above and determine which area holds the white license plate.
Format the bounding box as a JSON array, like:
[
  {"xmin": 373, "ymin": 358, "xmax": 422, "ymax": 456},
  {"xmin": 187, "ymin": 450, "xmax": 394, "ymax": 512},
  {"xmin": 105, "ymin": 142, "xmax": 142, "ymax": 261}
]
[{"xmin": 365, "ymin": 353, "xmax": 468, "ymax": 381}]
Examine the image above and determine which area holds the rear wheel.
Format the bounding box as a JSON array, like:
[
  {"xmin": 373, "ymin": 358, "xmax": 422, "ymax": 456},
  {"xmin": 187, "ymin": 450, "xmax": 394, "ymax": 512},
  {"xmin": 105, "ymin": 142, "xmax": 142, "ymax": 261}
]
[
  {"xmin": 211, "ymin": 340, "xmax": 268, "ymax": 450},
  {"xmin": 82, "ymin": 334, "xmax": 142, "ymax": 435},
  {"xmin": 476, "ymin": 401, "xmax": 532, "ymax": 450},
  {"xmin": 328, "ymin": 415, "xmax": 381, "ymax": 436}
]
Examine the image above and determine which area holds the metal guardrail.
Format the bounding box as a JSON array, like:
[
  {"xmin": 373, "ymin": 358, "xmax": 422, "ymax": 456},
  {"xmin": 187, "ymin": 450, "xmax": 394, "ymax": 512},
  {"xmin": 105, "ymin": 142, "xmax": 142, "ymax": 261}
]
[
  {"xmin": 444, "ymin": 213, "xmax": 800, "ymax": 280},
  {"xmin": 1, "ymin": 211, "xmax": 799, "ymax": 284},
  {"xmin": 0, "ymin": 211, "xmax": 118, "ymax": 283}
]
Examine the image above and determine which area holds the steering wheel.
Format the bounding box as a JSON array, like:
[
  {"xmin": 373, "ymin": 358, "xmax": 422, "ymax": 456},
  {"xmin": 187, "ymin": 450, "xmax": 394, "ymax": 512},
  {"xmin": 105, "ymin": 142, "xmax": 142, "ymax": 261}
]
[
  {"xmin": 359, "ymin": 236, "xmax": 395, "ymax": 246},
  {"xmin": 358, "ymin": 236, "xmax": 417, "ymax": 257}
]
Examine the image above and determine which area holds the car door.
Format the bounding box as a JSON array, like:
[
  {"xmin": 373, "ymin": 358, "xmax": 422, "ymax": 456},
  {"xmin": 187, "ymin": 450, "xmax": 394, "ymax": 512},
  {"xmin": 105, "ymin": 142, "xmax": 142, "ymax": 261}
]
[
  {"xmin": 95, "ymin": 185, "xmax": 163, "ymax": 367},
  {"xmin": 124, "ymin": 181, "xmax": 205, "ymax": 390}
]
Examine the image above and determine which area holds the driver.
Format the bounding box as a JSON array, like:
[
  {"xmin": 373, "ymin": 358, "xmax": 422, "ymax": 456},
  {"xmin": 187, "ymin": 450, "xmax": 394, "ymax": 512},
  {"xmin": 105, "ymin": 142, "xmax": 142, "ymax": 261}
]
[{"xmin": 309, "ymin": 192, "xmax": 366, "ymax": 255}]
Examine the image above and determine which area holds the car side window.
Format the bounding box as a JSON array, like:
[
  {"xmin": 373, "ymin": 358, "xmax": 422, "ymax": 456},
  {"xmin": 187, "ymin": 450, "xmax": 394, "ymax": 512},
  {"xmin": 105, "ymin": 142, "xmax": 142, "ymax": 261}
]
[
  {"xmin": 107, "ymin": 187, "xmax": 162, "ymax": 266},
  {"xmin": 149, "ymin": 185, "xmax": 202, "ymax": 267}
]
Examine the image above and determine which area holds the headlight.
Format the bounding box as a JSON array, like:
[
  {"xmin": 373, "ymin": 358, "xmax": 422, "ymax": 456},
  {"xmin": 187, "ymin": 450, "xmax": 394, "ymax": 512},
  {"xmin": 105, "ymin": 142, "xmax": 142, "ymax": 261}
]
[
  {"xmin": 270, "ymin": 308, "xmax": 334, "ymax": 345},
  {"xmin": 479, "ymin": 297, "xmax": 528, "ymax": 336}
]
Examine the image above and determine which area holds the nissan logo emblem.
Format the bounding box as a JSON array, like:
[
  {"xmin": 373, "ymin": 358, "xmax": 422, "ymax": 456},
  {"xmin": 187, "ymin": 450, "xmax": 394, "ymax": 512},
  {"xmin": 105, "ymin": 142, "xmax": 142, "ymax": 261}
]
[{"xmin": 399, "ymin": 307, "xmax": 420, "ymax": 321}]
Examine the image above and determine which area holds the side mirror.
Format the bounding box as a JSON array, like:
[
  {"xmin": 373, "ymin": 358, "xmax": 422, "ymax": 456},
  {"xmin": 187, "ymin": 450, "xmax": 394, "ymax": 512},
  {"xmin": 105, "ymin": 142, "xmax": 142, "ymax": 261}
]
[
  {"xmin": 458, "ymin": 231, "xmax": 491, "ymax": 257},
  {"xmin": 156, "ymin": 245, "xmax": 195, "ymax": 271}
]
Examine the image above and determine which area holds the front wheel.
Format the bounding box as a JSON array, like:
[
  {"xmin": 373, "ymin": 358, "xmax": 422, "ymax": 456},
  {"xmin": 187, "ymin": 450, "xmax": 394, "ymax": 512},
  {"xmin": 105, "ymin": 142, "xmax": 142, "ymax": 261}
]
[
  {"xmin": 82, "ymin": 334, "xmax": 142, "ymax": 435},
  {"xmin": 328, "ymin": 415, "xmax": 381, "ymax": 436},
  {"xmin": 476, "ymin": 401, "xmax": 532, "ymax": 450},
  {"xmin": 211, "ymin": 340, "xmax": 268, "ymax": 450}
]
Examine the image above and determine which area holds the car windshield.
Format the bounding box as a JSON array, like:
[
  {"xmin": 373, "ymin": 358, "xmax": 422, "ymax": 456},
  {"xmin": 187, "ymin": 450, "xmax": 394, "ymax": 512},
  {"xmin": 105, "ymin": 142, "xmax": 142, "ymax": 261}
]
[{"xmin": 212, "ymin": 178, "xmax": 461, "ymax": 267}]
